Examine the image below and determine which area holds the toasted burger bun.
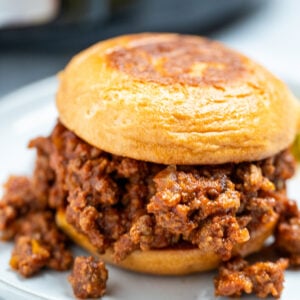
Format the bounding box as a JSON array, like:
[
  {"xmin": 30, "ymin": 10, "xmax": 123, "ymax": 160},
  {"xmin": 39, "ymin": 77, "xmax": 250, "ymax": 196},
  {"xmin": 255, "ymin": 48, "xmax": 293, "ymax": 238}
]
[
  {"xmin": 56, "ymin": 210, "xmax": 277, "ymax": 275},
  {"xmin": 56, "ymin": 33, "xmax": 300, "ymax": 165}
]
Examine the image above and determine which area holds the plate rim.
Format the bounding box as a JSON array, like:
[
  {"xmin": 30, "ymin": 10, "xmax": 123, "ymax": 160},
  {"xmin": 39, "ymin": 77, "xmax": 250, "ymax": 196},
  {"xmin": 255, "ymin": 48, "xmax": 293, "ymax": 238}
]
[{"xmin": 0, "ymin": 76, "xmax": 58, "ymax": 113}]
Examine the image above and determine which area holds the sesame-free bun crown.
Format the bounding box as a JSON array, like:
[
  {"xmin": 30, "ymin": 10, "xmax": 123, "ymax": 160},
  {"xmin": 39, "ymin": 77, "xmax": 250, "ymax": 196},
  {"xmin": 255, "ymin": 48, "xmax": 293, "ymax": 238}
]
[{"xmin": 56, "ymin": 33, "xmax": 300, "ymax": 164}]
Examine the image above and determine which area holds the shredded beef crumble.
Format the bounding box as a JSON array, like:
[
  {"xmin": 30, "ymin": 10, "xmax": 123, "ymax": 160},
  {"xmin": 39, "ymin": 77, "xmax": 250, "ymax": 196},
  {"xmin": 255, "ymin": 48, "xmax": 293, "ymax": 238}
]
[
  {"xmin": 69, "ymin": 256, "xmax": 108, "ymax": 299},
  {"xmin": 275, "ymin": 199, "xmax": 300, "ymax": 265},
  {"xmin": 0, "ymin": 175, "xmax": 73, "ymax": 276},
  {"xmin": 10, "ymin": 236, "xmax": 50, "ymax": 277},
  {"xmin": 0, "ymin": 176, "xmax": 47, "ymax": 240},
  {"xmin": 1, "ymin": 121, "xmax": 300, "ymax": 298},
  {"xmin": 215, "ymin": 257, "xmax": 288, "ymax": 298},
  {"xmin": 31, "ymin": 122, "xmax": 295, "ymax": 263}
]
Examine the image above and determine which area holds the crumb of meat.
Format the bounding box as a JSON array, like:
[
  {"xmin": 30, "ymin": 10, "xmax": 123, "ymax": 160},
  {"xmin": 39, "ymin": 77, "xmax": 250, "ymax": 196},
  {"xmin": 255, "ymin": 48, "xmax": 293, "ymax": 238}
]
[
  {"xmin": 129, "ymin": 215, "xmax": 153, "ymax": 250},
  {"xmin": 148, "ymin": 166, "xmax": 241, "ymax": 231},
  {"xmin": 9, "ymin": 211, "xmax": 73, "ymax": 276},
  {"xmin": 236, "ymin": 163, "xmax": 275, "ymax": 194},
  {"xmin": 114, "ymin": 214, "xmax": 168, "ymax": 262},
  {"xmin": 190, "ymin": 215, "xmax": 250, "ymax": 260},
  {"xmin": 10, "ymin": 236, "xmax": 50, "ymax": 277},
  {"xmin": 79, "ymin": 206, "xmax": 106, "ymax": 250},
  {"xmin": 68, "ymin": 256, "xmax": 108, "ymax": 299},
  {"xmin": 114, "ymin": 215, "xmax": 180, "ymax": 262},
  {"xmin": 276, "ymin": 217, "xmax": 300, "ymax": 256},
  {"xmin": 31, "ymin": 212, "xmax": 73, "ymax": 271},
  {"xmin": 147, "ymin": 166, "xmax": 249, "ymax": 260},
  {"xmin": 275, "ymin": 199, "xmax": 300, "ymax": 266},
  {"xmin": 114, "ymin": 233, "xmax": 138, "ymax": 262},
  {"xmin": 215, "ymin": 257, "xmax": 288, "ymax": 298},
  {"xmin": 0, "ymin": 176, "xmax": 46, "ymax": 239},
  {"xmin": 244, "ymin": 197, "xmax": 279, "ymax": 232},
  {"xmin": 0, "ymin": 175, "xmax": 73, "ymax": 276},
  {"xmin": 29, "ymin": 137, "xmax": 56, "ymax": 206}
]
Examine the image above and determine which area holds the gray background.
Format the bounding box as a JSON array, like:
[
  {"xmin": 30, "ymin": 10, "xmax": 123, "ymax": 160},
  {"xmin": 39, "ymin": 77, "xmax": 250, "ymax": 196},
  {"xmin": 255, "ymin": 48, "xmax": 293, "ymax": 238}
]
[{"xmin": 0, "ymin": 0, "xmax": 300, "ymax": 98}]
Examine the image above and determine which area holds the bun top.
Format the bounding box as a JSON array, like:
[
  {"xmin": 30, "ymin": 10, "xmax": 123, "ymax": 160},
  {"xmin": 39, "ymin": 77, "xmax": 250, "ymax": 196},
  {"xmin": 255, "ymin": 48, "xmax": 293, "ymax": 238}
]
[{"xmin": 56, "ymin": 33, "xmax": 300, "ymax": 165}]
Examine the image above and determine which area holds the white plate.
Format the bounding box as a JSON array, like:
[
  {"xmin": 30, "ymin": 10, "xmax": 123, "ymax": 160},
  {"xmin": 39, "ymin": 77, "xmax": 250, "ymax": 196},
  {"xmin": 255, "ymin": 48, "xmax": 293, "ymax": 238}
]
[{"xmin": 0, "ymin": 77, "xmax": 300, "ymax": 300}]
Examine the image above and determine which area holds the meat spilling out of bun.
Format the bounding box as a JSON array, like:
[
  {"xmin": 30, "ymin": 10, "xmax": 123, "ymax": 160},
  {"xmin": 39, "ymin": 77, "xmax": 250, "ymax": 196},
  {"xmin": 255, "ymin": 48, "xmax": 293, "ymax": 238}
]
[
  {"xmin": 56, "ymin": 209, "xmax": 277, "ymax": 275},
  {"xmin": 49, "ymin": 33, "xmax": 300, "ymax": 275},
  {"xmin": 50, "ymin": 33, "xmax": 300, "ymax": 275}
]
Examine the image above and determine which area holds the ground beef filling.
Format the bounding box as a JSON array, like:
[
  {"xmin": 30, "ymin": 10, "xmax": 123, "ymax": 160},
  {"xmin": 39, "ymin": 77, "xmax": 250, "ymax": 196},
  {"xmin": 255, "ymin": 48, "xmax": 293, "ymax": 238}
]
[
  {"xmin": 0, "ymin": 176, "xmax": 73, "ymax": 276},
  {"xmin": 1, "ymin": 121, "xmax": 300, "ymax": 299},
  {"xmin": 68, "ymin": 256, "xmax": 108, "ymax": 298},
  {"xmin": 275, "ymin": 199, "xmax": 300, "ymax": 266},
  {"xmin": 23, "ymin": 122, "xmax": 297, "ymax": 262},
  {"xmin": 214, "ymin": 257, "xmax": 288, "ymax": 298}
]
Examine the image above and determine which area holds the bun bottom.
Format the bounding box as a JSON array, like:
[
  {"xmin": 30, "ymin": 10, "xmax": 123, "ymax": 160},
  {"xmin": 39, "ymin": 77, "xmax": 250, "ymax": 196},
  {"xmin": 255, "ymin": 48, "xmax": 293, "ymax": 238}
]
[{"xmin": 56, "ymin": 210, "xmax": 277, "ymax": 275}]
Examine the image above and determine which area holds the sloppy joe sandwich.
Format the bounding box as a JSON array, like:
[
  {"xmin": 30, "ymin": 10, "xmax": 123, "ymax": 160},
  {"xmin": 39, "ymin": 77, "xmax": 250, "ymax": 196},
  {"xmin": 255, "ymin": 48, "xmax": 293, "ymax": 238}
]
[
  {"xmin": 52, "ymin": 33, "xmax": 299, "ymax": 274},
  {"xmin": 1, "ymin": 33, "xmax": 300, "ymax": 299}
]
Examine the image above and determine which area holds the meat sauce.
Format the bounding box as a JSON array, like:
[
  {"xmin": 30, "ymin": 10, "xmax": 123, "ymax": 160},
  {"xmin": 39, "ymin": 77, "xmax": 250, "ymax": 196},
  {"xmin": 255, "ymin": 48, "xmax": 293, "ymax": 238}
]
[{"xmin": 1, "ymin": 121, "xmax": 300, "ymax": 298}]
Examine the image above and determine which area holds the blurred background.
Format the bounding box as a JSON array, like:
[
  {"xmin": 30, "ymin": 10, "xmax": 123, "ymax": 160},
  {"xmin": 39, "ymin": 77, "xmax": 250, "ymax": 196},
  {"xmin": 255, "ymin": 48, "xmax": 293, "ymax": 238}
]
[{"xmin": 0, "ymin": 0, "xmax": 299, "ymax": 97}]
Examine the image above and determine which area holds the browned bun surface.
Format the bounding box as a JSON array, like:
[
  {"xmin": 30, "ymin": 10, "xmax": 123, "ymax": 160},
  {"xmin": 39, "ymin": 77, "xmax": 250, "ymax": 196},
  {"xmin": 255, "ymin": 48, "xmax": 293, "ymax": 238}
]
[
  {"xmin": 56, "ymin": 210, "xmax": 277, "ymax": 275},
  {"xmin": 56, "ymin": 33, "xmax": 300, "ymax": 165}
]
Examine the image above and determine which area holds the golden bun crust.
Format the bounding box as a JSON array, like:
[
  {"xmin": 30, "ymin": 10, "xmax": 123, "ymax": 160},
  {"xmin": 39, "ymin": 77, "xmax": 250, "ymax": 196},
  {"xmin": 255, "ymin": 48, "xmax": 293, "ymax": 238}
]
[
  {"xmin": 56, "ymin": 210, "xmax": 277, "ymax": 275},
  {"xmin": 56, "ymin": 33, "xmax": 300, "ymax": 165}
]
